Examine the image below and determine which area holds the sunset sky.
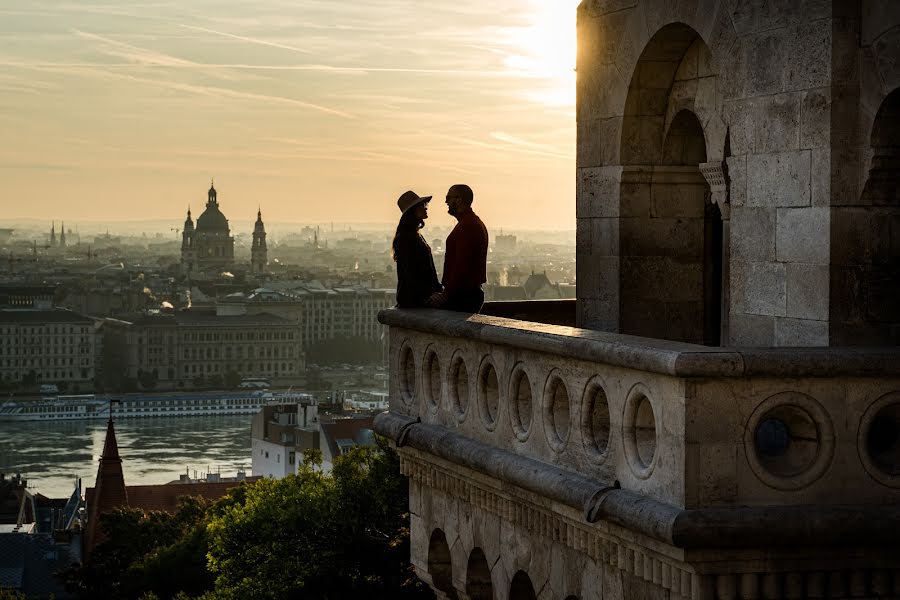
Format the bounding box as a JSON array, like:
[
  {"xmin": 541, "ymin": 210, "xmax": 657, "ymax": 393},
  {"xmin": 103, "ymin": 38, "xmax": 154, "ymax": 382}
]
[{"xmin": 1, "ymin": 0, "xmax": 579, "ymax": 231}]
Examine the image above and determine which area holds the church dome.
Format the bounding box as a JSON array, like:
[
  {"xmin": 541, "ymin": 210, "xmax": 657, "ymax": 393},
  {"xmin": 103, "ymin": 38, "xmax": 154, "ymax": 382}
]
[{"xmin": 196, "ymin": 203, "xmax": 230, "ymax": 232}]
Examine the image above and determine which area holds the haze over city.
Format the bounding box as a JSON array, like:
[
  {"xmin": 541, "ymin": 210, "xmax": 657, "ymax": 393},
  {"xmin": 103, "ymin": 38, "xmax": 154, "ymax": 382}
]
[{"xmin": 1, "ymin": 0, "xmax": 579, "ymax": 230}]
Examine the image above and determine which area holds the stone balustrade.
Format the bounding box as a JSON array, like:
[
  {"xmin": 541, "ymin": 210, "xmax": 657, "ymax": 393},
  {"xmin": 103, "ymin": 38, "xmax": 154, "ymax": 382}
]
[
  {"xmin": 376, "ymin": 307, "xmax": 900, "ymax": 599},
  {"xmin": 379, "ymin": 308, "xmax": 900, "ymax": 510}
]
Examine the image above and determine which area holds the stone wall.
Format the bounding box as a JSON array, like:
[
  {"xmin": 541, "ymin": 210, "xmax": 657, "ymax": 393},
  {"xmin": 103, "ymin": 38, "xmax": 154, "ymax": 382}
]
[{"xmin": 576, "ymin": 0, "xmax": 900, "ymax": 347}]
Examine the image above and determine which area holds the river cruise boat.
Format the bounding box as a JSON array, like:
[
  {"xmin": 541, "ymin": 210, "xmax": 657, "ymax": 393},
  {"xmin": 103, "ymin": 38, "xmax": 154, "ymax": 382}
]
[{"xmin": 0, "ymin": 391, "xmax": 316, "ymax": 422}]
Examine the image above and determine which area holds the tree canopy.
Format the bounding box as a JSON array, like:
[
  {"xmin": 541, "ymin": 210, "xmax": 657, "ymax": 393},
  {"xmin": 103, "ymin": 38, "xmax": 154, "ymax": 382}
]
[{"xmin": 65, "ymin": 438, "xmax": 432, "ymax": 600}]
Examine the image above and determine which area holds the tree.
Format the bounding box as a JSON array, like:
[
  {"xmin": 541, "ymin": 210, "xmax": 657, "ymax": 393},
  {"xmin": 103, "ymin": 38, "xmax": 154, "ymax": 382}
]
[
  {"xmin": 204, "ymin": 438, "xmax": 430, "ymax": 599},
  {"xmin": 63, "ymin": 442, "xmax": 430, "ymax": 600}
]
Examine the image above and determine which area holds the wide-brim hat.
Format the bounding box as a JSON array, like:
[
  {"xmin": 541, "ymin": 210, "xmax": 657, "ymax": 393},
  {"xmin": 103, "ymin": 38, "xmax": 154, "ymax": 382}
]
[{"xmin": 397, "ymin": 190, "xmax": 432, "ymax": 214}]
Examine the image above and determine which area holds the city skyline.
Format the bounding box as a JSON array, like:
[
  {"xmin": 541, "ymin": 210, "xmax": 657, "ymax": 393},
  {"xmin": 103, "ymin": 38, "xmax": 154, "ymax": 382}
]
[{"xmin": 1, "ymin": 0, "xmax": 579, "ymax": 230}]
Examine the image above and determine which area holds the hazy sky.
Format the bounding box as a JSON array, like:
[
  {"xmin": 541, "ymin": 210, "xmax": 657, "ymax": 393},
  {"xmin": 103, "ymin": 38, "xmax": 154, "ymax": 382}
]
[{"xmin": 1, "ymin": 0, "xmax": 579, "ymax": 231}]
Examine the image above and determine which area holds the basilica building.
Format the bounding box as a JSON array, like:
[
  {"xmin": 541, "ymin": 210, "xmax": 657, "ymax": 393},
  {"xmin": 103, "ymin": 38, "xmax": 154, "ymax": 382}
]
[{"xmin": 181, "ymin": 181, "xmax": 267, "ymax": 276}]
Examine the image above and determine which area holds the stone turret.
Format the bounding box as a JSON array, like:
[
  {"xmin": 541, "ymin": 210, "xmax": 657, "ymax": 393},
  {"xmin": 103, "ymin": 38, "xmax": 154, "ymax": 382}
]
[{"xmin": 251, "ymin": 208, "xmax": 268, "ymax": 276}]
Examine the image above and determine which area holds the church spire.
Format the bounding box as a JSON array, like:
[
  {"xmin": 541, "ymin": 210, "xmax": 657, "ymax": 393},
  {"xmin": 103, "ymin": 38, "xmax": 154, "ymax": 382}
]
[{"xmin": 85, "ymin": 414, "xmax": 128, "ymax": 558}]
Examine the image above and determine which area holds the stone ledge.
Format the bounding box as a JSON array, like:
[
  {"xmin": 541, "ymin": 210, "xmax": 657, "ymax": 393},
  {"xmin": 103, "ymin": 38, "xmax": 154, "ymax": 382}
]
[
  {"xmin": 376, "ymin": 411, "xmax": 900, "ymax": 549},
  {"xmin": 378, "ymin": 308, "xmax": 900, "ymax": 377}
]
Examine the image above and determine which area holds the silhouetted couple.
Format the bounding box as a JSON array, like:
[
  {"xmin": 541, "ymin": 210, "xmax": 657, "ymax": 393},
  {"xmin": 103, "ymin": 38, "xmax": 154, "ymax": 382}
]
[{"xmin": 393, "ymin": 185, "xmax": 489, "ymax": 313}]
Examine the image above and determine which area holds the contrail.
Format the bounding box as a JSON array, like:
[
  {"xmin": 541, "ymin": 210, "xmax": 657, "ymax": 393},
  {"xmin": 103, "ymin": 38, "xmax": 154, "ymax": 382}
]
[{"xmin": 182, "ymin": 24, "xmax": 314, "ymax": 55}]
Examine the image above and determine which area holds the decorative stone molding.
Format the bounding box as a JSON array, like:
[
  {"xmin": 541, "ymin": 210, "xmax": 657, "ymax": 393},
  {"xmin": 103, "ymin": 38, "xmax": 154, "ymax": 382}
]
[
  {"xmin": 700, "ymin": 161, "xmax": 730, "ymax": 219},
  {"xmin": 400, "ymin": 452, "xmax": 698, "ymax": 600}
]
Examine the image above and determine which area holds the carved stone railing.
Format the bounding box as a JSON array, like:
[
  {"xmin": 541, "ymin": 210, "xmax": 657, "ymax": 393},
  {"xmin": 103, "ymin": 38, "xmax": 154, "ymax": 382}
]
[
  {"xmin": 377, "ymin": 308, "xmax": 900, "ymax": 510},
  {"xmin": 375, "ymin": 308, "xmax": 900, "ymax": 599}
]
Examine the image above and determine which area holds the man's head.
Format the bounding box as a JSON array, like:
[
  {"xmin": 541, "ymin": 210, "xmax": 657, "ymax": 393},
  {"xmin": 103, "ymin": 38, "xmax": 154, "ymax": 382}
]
[{"xmin": 445, "ymin": 184, "xmax": 474, "ymax": 217}]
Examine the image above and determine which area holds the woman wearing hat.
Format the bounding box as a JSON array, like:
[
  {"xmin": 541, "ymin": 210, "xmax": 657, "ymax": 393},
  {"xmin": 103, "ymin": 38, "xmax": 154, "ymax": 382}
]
[{"xmin": 392, "ymin": 190, "xmax": 442, "ymax": 308}]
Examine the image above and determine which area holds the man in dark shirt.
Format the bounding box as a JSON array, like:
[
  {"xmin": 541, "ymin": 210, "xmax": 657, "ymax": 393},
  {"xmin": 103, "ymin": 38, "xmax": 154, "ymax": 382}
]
[{"xmin": 428, "ymin": 184, "xmax": 489, "ymax": 313}]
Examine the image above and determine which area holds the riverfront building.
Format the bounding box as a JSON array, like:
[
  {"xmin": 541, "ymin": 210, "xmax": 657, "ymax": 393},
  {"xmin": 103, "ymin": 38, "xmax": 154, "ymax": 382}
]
[
  {"xmin": 0, "ymin": 309, "xmax": 96, "ymax": 390},
  {"xmin": 104, "ymin": 310, "xmax": 303, "ymax": 389}
]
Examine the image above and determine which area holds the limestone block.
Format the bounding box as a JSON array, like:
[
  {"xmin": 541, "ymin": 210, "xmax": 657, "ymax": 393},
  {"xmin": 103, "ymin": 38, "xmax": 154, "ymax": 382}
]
[
  {"xmin": 576, "ymin": 118, "xmax": 604, "ymax": 168},
  {"xmin": 832, "ymin": 17, "xmax": 861, "ymax": 86},
  {"xmin": 861, "ymin": 0, "xmax": 900, "ymax": 46},
  {"xmin": 601, "ymin": 117, "xmax": 624, "ymax": 165},
  {"xmin": 811, "ymin": 147, "xmax": 831, "ymax": 207},
  {"xmin": 873, "ymin": 25, "xmax": 900, "ymax": 92},
  {"xmin": 830, "ymin": 145, "xmax": 865, "ymax": 206},
  {"xmin": 785, "ymin": 19, "xmax": 832, "ymax": 91},
  {"xmin": 621, "ymin": 114, "xmax": 666, "ymax": 164},
  {"xmin": 774, "ymin": 317, "xmax": 828, "ymax": 346},
  {"xmin": 620, "ymin": 216, "xmax": 703, "ymax": 259},
  {"xmin": 747, "ymin": 150, "xmax": 811, "ymax": 208},
  {"xmin": 723, "ymin": 99, "xmax": 755, "ymax": 155},
  {"xmin": 639, "ymin": 87, "xmax": 670, "ymax": 116},
  {"xmin": 775, "ymin": 207, "xmax": 830, "ymax": 264},
  {"xmin": 577, "ymin": 166, "xmax": 622, "ymax": 217},
  {"xmin": 576, "ymin": 218, "xmax": 590, "ymax": 254},
  {"xmin": 692, "ymin": 443, "xmax": 739, "ymax": 506},
  {"xmin": 726, "ymin": 154, "xmax": 747, "ymax": 206},
  {"xmin": 621, "ymin": 256, "xmax": 702, "ymax": 302},
  {"xmin": 800, "ymin": 88, "xmax": 831, "ymax": 150},
  {"xmin": 664, "ymin": 300, "xmax": 705, "ymax": 344},
  {"xmin": 578, "ymin": 298, "xmax": 619, "ymax": 332},
  {"xmin": 728, "ymin": 311, "xmax": 776, "ymax": 345},
  {"xmin": 650, "ymin": 182, "xmax": 707, "ymax": 218},
  {"xmin": 733, "ymin": 260, "xmax": 786, "ymax": 317},
  {"xmin": 731, "ymin": 207, "xmax": 776, "ymax": 262},
  {"xmin": 694, "ymin": 76, "xmax": 717, "ymax": 124},
  {"xmin": 619, "ymin": 180, "xmax": 652, "ymax": 218},
  {"xmin": 591, "ymin": 217, "xmax": 620, "ymax": 257},
  {"xmin": 578, "ymin": 254, "xmax": 619, "ymax": 301},
  {"xmin": 785, "ymin": 263, "xmax": 830, "ymax": 321},
  {"xmin": 753, "ymin": 93, "xmax": 801, "ymax": 153},
  {"xmin": 578, "ymin": 7, "xmax": 629, "ymax": 67},
  {"xmin": 583, "ymin": 0, "xmax": 638, "ymax": 17},
  {"xmin": 831, "ymin": 85, "xmax": 863, "ymax": 147},
  {"xmin": 745, "ymin": 29, "xmax": 788, "ymax": 96},
  {"xmin": 719, "ymin": 40, "xmax": 747, "ymax": 102}
]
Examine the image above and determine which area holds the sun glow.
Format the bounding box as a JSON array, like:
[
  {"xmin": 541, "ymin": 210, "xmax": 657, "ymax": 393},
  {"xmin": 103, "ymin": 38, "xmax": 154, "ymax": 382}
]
[{"xmin": 502, "ymin": 1, "xmax": 581, "ymax": 107}]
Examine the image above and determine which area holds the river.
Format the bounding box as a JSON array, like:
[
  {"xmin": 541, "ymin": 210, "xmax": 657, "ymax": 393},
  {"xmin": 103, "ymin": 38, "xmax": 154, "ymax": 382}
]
[{"xmin": 0, "ymin": 415, "xmax": 252, "ymax": 498}]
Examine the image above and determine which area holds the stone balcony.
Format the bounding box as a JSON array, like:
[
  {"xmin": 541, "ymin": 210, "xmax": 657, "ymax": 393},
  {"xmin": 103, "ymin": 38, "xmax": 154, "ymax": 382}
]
[{"xmin": 375, "ymin": 307, "xmax": 900, "ymax": 599}]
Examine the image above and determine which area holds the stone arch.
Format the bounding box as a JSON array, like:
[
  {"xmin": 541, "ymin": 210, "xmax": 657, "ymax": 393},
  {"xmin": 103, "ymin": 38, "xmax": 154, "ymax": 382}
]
[
  {"xmin": 831, "ymin": 87, "xmax": 900, "ymax": 345},
  {"xmin": 428, "ymin": 529, "xmax": 457, "ymax": 599},
  {"xmin": 620, "ymin": 23, "xmax": 712, "ymax": 165},
  {"xmin": 509, "ymin": 570, "xmax": 537, "ymax": 600},
  {"xmin": 465, "ymin": 547, "xmax": 493, "ymax": 600},
  {"xmin": 610, "ymin": 20, "xmax": 730, "ymax": 345}
]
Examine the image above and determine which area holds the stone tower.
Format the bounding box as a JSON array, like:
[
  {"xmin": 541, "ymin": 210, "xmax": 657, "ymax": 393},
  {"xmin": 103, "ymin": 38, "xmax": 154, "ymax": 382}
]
[
  {"xmin": 251, "ymin": 208, "xmax": 267, "ymax": 275},
  {"xmin": 49, "ymin": 222, "xmax": 56, "ymax": 247},
  {"xmin": 59, "ymin": 221, "xmax": 66, "ymax": 248},
  {"xmin": 181, "ymin": 207, "xmax": 195, "ymax": 275},
  {"xmin": 375, "ymin": 2, "xmax": 900, "ymax": 599}
]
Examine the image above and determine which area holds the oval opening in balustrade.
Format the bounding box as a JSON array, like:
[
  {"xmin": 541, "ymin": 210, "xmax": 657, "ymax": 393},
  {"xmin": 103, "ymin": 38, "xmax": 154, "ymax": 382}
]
[
  {"xmin": 582, "ymin": 377, "xmax": 611, "ymax": 461},
  {"xmin": 543, "ymin": 373, "xmax": 570, "ymax": 452},
  {"xmin": 399, "ymin": 343, "xmax": 416, "ymax": 405},
  {"xmin": 744, "ymin": 392, "xmax": 834, "ymax": 490},
  {"xmin": 449, "ymin": 352, "xmax": 470, "ymax": 419},
  {"xmin": 477, "ymin": 358, "xmax": 500, "ymax": 429},
  {"xmin": 624, "ymin": 386, "xmax": 657, "ymax": 477},
  {"xmin": 509, "ymin": 364, "xmax": 533, "ymax": 441},
  {"xmin": 865, "ymin": 401, "xmax": 900, "ymax": 479},
  {"xmin": 423, "ymin": 347, "xmax": 441, "ymax": 410}
]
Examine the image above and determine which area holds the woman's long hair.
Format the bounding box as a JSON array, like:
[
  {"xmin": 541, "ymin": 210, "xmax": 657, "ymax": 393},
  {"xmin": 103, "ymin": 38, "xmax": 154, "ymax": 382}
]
[{"xmin": 392, "ymin": 206, "xmax": 426, "ymax": 261}]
